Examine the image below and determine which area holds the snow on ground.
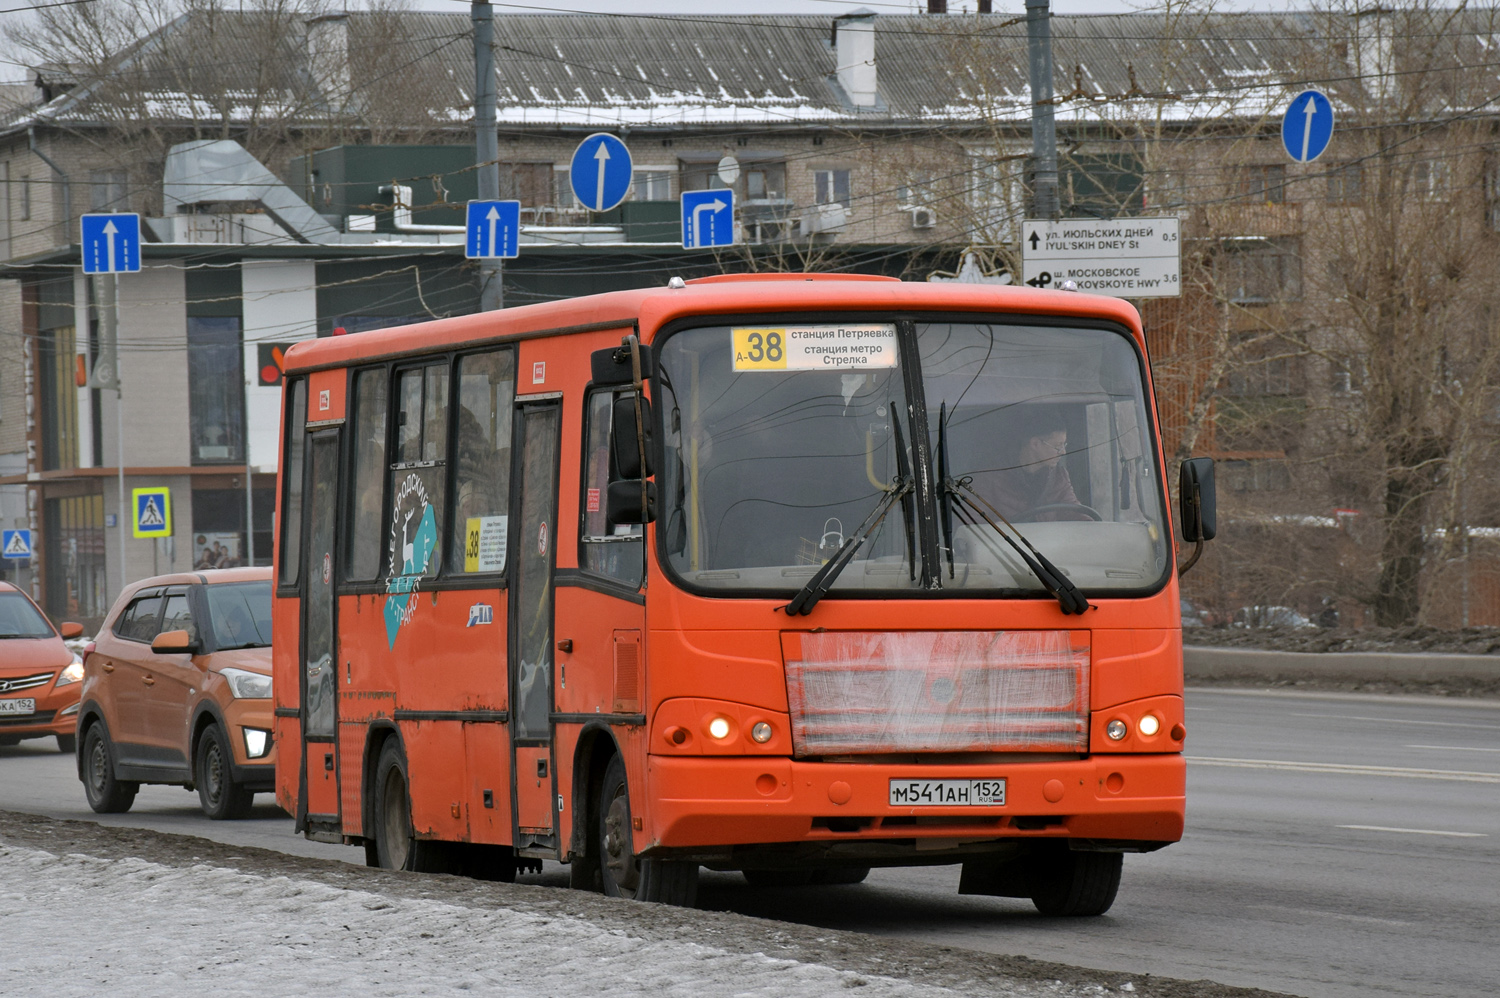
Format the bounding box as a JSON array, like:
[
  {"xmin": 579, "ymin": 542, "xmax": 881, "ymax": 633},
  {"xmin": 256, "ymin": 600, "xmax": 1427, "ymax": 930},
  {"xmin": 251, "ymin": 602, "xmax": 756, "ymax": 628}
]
[{"xmin": 0, "ymin": 843, "xmax": 975, "ymax": 997}]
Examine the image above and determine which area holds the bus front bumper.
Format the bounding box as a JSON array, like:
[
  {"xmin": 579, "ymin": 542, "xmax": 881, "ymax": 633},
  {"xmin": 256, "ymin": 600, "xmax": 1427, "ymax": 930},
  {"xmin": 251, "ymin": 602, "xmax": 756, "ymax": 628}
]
[{"xmin": 643, "ymin": 753, "xmax": 1184, "ymax": 858}]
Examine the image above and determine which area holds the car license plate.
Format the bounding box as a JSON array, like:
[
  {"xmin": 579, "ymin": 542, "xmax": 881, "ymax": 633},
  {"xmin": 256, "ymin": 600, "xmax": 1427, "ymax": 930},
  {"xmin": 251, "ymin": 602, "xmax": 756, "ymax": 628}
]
[
  {"xmin": 889, "ymin": 778, "xmax": 1006, "ymax": 807},
  {"xmin": 0, "ymin": 698, "xmax": 36, "ymax": 716}
]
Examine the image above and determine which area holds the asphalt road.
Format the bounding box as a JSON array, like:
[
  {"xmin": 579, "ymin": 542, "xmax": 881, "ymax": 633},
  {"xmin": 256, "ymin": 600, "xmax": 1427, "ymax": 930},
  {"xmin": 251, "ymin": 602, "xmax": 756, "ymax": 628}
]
[{"xmin": 3, "ymin": 688, "xmax": 1496, "ymax": 998}]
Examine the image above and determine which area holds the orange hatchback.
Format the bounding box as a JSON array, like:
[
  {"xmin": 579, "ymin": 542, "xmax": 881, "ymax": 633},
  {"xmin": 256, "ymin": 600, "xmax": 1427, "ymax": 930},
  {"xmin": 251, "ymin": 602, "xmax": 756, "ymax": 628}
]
[
  {"xmin": 0, "ymin": 582, "xmax": 85, "ymax": 752},
  {"xmin": 77, "ymin": 567, "xmax": 275, "ymax": 819}
]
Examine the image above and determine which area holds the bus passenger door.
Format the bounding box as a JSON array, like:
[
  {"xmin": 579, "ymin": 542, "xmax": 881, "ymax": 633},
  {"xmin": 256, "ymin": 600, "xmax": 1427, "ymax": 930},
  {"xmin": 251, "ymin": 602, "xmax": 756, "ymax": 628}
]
[
  {"xmin": 510, "ymin": 401, "xmax": 561, "ymax": 851},
  {"xmin": 298, "ymin": 428, "xmax": 342, "ymax": 829}
]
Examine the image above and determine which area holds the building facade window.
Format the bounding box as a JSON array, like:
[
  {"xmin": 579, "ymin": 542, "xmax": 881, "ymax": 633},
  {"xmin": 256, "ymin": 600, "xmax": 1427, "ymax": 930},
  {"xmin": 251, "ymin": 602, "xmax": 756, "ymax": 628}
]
[
  {"xmin": 187, "ymin": 316, "xmax": 245, "ymax": 464},
  {"xmin": 89, "ymin": 169, "xmax": 129, "ymax": 211},
  {"xmin": 497, "ymin": 162, "xmax": 553, "ymax": 206},
  {"xmin": 1217, "ymin": 237, "xmax": 1302, "ymax": 303},
  {"xmin": 43, "ymin": 491, "xmax": 106, "ymax": 623},
  {"xmin": 1238, "ymin": 164, "xmax": 1287, "ymax": 203},
  {"xmin": 814, "ymin": 169, "xmax": 851, "ymax": 207},
  {"xmin": 632, "ymin": 168, "xmax": 672, "ymax": 201},
  {"xmin": 20, "ymin": 175, "xmax": 30, "ymax": 219},
  {"xmin": 1326, "ymin": 162, "xmax": 1363, "ymax": 202}
]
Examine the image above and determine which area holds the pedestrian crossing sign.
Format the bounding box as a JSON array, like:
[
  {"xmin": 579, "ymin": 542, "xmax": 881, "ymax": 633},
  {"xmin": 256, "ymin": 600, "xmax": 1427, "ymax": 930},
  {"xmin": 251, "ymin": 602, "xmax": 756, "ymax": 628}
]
[
  {"xmin": 132, "ymin": 487, "xmax": 172, "ymax": 539},
  {"xmin": 1, "ymin": 529, "xmax": 32, "ymax": 559}
]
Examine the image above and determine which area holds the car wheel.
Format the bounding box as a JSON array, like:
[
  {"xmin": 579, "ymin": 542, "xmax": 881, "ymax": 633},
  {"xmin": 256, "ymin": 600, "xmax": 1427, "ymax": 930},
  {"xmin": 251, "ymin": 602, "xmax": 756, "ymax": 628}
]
[
  {"xmin": 196, "ymin": 724, "xmax": 255, "ymax": 820},
  {"xmin": 598, "ymin": 754, "xmax": 697, "ymax": 906},
  {"xmin": 57, "ymin": 733, "xmax": 76, "ymax": 754},
  {"xmin": 1030, "ymin": 850, "xmax": 1122, "ymax": 917},
  {"xmin": 82, "ymin": 725, "xmax": 137, "ymax": 814},
  {"xmin": 372, "ymin": 740, "xmax": 448, "ymax": 873}
]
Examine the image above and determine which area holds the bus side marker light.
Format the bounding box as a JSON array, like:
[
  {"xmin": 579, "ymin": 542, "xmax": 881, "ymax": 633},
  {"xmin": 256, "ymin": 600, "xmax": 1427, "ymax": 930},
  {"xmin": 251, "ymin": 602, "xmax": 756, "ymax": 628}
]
[
  {"xmin": 751, "ymin": 722, "xmax": 773, "ymax": 743},
  {"xmin": 1105, "ymin": 719, "xmax": 1128, "ymax": 741},
  {"xmin": 828, "ymin": 781, "xmax": 852, "ymax": 805},
  {"xmin": 1138, "ymin": 714, "xmax": 1160, "ymax": 737}
]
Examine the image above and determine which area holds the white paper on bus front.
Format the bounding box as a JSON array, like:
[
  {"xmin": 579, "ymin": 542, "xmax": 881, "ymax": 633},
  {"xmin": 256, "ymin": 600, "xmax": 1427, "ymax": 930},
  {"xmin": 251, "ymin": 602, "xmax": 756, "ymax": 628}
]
[{"xmin": 732, "ymin": 323, "xmax": 898, "ymax": 372}]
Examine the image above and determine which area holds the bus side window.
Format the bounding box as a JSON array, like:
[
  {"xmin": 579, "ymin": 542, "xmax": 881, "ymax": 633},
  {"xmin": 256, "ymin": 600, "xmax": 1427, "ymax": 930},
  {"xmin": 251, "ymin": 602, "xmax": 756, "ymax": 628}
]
[
  {"xmin": 389, "ymin": 363, "xmax": 449, "ymax": 580},
  {"xmin": 580, "ymin": 388, "xmax": 644, "ymax": 589},
  {"xmin": 278, "ymin": 378, "xmax": 307, "ymax": 587},
  {"xmin": 346, "ymin": 367, "xmax": 389, "ymax": 582},
  {"xmin": 449, "ymin": 349, "xmax": 516, "ymax": 576}
]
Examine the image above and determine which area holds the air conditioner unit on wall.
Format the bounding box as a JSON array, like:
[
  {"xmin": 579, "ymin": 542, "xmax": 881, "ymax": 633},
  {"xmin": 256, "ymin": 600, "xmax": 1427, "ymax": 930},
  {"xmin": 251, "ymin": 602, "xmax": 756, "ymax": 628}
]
[{"xmin": 910, "ymin": 207, "xmax": 937, "ymax": 229}]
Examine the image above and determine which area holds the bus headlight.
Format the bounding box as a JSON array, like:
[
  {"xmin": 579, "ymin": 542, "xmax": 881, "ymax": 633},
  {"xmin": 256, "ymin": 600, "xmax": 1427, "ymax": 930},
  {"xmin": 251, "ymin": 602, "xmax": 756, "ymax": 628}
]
[
  {"xmin": 751, "ymin": 722, "xmax": 773, "ymax": 743},
  {"xmin": 1105, "ymin": 719, "xmax": 1128, "ymax": 741},
  {"xmin": 1138, "ymin": 714, "xmax": 1160, "ymax": 737},
  {"xmin": 708, "ymin": 717, "xmax": 731, "ymax": 740}
]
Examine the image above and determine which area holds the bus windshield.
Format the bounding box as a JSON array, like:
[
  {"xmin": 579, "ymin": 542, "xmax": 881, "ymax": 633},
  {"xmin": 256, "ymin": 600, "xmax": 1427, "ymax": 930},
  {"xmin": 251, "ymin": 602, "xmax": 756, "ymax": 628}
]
[{"xmin": 656, "ymin": 318, "xmax": 1170, "ymax": 597}]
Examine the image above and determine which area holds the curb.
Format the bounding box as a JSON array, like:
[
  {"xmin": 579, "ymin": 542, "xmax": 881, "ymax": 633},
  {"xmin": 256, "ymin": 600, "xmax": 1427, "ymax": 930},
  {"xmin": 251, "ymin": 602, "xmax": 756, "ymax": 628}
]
[{"xmin": 1184, "ymin": 645, "xmax": 1500, "ymax": 682}]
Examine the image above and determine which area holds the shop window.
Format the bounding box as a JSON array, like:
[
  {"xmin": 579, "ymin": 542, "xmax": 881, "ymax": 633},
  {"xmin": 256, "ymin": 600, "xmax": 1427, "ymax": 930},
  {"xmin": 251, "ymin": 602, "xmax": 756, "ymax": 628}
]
[
  {"xmin": 187, "ymin": 316, "xmax": 244, "ymax": 464},
  {"xmin": 448, "ymin": 349, "xmax": 515, "ymax": 576}
]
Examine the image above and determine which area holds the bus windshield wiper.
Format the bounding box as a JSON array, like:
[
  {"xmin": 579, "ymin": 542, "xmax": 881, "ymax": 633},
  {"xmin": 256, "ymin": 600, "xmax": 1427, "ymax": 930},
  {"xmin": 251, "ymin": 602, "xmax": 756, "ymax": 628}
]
[
  {"xmin": 784, "ymin": 409, "xmax": 915, "ymax": 616},
  {"xmin": 935, "ymin": 412, "xmax": 1089, "ymax": 616}
]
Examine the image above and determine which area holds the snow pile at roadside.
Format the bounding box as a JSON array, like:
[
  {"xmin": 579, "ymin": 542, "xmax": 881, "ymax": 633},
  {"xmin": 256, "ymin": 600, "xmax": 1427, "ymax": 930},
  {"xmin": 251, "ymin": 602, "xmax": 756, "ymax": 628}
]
[{"xmin": 0, "ymin": 844, "xmax": 968, "ymax": 997}]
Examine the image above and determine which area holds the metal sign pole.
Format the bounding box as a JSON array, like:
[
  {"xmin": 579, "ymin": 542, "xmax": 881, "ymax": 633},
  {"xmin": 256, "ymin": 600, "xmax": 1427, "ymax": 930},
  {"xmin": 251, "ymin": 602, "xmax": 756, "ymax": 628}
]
[
  {"xmin": 1025, "ymin": 0, "xmax": 1059, "ymax": 220},
  {"xmin": 113, "ymin": 273, "xmax": 127, "ymax": 593},
  {"xmin": 473, "ymin": 0, "xmax": 503, "ymax": 311}
]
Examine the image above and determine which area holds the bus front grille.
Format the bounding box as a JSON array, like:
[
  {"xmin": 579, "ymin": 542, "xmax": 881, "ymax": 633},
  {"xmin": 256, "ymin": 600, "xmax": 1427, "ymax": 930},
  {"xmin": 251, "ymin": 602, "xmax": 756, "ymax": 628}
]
[{"xmin": 783, "ymin": 630, "xmax": 1089, "ymax": 757}]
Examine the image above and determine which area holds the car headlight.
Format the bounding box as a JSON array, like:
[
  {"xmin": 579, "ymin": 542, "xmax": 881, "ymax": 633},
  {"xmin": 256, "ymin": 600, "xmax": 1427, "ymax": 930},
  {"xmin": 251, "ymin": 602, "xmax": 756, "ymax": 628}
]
[
  {"xmin": 55, "ymin": 658, "xmax": 85, "ymax": 687},
  {"xmin": 243, "ymin": 727, "xmax": 271, "ymax": 759},
  {"xmin": 221, "ymin": 668, "xmax": 272, "ymax": 699}
]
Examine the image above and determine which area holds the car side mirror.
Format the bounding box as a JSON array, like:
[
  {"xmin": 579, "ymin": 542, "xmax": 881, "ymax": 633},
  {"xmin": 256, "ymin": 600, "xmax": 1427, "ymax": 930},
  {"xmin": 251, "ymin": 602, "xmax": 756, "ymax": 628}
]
[
  {"xmin": 590, "ymin": 339, "xmax": 655, "ymax": 387},
  {"xmin": 1178, "ymin": 457, "xmax": 1216, "ymax": 576},
  {"xmin": 60, "ymin": 621, "xmax": 84, "ymax": 639},
  {"xmin": 151, "ymin": 629, "xmax": 200, "ymax": 655}
]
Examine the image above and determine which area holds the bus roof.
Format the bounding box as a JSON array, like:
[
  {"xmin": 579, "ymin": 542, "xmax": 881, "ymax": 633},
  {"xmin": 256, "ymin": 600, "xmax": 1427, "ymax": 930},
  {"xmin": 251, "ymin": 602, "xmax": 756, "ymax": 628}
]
[{"xmin": 281, "ymin": 275, "xmax": 1144, "ymax": 375}]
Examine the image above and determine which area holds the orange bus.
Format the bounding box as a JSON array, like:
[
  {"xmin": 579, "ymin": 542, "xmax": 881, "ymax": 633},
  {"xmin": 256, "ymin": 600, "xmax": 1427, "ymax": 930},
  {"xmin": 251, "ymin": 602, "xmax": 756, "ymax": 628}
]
[{"xmin": 272, "ymin": 274, "xmax": 1215, "ymax": 914}]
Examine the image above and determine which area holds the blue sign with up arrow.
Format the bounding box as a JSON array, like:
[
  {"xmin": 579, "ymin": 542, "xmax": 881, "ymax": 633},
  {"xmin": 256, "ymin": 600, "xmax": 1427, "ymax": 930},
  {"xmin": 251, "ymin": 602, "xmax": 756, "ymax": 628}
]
[
  {"xmin": 80, "ymin": 213, "xmax": 141, "ymax": 274},
  {"xmin": 465, "ymin": 200, "xmax": 521, "ymax": 259},
  {"xmin": 1282, "ymin": 90, "xmax": 1334, "ymax": 164},
  {"xmin": 569, "ymin": 133, "xmax": 633, "ymax": 213},
  {"xmin": 681, "ymin": 190, "xmax": 735, "ymax": 249}
]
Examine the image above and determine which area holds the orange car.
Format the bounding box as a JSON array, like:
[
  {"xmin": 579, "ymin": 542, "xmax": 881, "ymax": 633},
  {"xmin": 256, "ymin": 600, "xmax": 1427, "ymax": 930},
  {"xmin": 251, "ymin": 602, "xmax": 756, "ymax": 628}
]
[
  {"xmin": 76, "ymin": 567, "xmax": 275, "ymax": 819},
  {"xmin": 0, "ymin": 581, "xmax": 85, "ymax": 752}
]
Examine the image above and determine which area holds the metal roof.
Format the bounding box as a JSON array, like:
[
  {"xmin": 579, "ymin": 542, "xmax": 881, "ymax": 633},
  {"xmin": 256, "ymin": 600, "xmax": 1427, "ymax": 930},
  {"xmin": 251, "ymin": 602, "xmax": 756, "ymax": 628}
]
[{"xmin": 6, "ymin": 10, "xmax": 1498, "ymax": 132}]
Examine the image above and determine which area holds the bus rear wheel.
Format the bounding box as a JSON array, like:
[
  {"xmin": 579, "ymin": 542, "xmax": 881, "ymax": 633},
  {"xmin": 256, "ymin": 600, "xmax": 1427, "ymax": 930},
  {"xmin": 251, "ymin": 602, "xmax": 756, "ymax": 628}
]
[
  {"xmin": 373, "ymin": 740, "xmax": 447, "ymax": 873},
  {"xmin": 1030, "ymin": 850, "xmax": 1122, "ymax": 917},
  {"xmin": 598, "ymin": 754, "xmax": 697, "ymax": 906}
]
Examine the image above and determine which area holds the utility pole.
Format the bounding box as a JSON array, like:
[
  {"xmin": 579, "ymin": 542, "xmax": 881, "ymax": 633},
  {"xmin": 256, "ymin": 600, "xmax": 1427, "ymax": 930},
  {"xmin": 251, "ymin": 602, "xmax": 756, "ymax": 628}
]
[
  {"xmin": 1025, "ymin": 0, "xmax": 1059, "ymax": 220},
  {"xmin": 473, "ymin": 0, "xmax": 503, "ymax": 311}
]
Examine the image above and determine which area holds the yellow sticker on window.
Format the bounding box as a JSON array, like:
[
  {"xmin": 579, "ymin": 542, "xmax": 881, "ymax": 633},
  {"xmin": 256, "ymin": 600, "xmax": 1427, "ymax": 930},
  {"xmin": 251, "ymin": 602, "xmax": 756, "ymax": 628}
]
[
  {"xmin": 464, "ymin": 515, "xmax": 508, "ymax": 573},
  {"xmin": 732, "ymin": 324, "xmax": 898, "ymax": 372}
]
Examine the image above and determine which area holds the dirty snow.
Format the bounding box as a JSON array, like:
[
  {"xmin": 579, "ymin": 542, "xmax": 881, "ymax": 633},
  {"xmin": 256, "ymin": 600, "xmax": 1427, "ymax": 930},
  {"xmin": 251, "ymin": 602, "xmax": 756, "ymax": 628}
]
[{"xmin": 0, "ymin": 843, "xmax": 965, "ymax": 997}]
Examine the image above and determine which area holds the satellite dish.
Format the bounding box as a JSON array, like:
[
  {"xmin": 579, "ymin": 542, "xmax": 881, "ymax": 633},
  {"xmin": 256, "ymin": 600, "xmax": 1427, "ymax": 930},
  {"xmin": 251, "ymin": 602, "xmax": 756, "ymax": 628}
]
[{"xmin": 717, "ymin": 155, "xmax": 741, "ymax": 185}]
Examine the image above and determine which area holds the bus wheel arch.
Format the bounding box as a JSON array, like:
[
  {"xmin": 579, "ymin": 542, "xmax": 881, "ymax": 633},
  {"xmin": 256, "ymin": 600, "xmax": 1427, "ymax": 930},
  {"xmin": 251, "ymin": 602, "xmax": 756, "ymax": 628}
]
[
  {"xmin": 568, "ymin": 724, "xmax": 621, "ymax": 892},
  {"xmin": 360, "ymin": 722, "xmax": 401, "ymax": 863},
  {"xmin": 596, "ymin": 752, "xmax": 698, "ymax": 906}
]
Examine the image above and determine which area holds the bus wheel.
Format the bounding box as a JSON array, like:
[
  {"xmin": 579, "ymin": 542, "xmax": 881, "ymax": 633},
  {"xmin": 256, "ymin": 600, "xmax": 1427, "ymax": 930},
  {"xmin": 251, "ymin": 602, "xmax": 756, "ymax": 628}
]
[
  {"xmin": 1030, "ymin": 850, "xmax": 1122, "ymax": 917},
  {"xmin": 598, "ymin": 754, "xmax": 697, "ymax": 906},
  {"xmin": 373, "ymin": 740, "xmax": 446, "ymax": 873}
]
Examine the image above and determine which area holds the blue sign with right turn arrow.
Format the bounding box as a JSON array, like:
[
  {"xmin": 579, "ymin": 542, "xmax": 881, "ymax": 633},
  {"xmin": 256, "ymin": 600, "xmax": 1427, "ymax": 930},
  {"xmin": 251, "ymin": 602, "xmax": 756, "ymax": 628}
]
[
  {"xmin": 681, "ymin": 190, "xmax": 735, "ymax": 249},
  {"xmin": 1282, "ymin": 90, "xmax": 1334, "ymax": 164}
]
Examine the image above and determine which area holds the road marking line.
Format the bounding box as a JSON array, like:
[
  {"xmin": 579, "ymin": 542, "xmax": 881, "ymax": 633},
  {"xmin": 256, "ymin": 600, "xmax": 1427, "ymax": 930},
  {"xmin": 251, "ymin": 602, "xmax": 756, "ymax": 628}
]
[
  {"xmin": 1290, "ymin": 712, "xmax": 1498, "ymax": 730},
  {"xmin": 1187, "ymin": 756, "xmax": 1500, "ymax": 783},
  {"xmin": 1337, "ymin": 825, "xmax": 1487, "ymax": 838},
  {"xmin": 1248, "ymin": 903, "xmax": 1414, "ymax": 926},
  {"xmin": 1406, "ymin": 744, "xmax": 1500, "ymax": 753}
]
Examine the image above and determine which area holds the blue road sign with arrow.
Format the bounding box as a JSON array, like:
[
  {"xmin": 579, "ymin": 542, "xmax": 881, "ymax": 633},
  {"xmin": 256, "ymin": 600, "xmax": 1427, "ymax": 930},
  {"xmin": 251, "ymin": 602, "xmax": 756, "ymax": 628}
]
[
  {"xmin": 1282, "ymin": 90, "xmax": 1334, "ymax": 164},
  {"xmin": 681, "ymin": 189, "xmax": 735, "ymax": 249},
  {"xmin": 569, "ymin": 133, "xmax": 633, "ymax": 213},
  {"xmin": 464, "ymin": 200, "xmax": 521, "ymax": 259},
  {"xmin": 80, "ymin": 213, "xmax": 141, "ymax": 274}
]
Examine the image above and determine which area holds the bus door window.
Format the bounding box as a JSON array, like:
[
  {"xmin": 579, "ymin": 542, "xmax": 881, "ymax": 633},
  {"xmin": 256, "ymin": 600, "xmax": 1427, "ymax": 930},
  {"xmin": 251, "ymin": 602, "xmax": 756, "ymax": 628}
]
[
  {"xmin": 390, "ymin": 364, "xmax": 449, "ymax": 581},
  {"xmin": 278, "ymin": 379, "xmax": 307, "ymax": 587},
  {"xmin": 580, "ymin": 388, "xmax": 644, "ymax": 589},
  {"xmin": 346, "ymin": 368, "xmax": 389, "ymax": 582},
  {"xmin": 449, "ymin": 349, "xmax": 516, "ymax": 575},
  {"xmin": 512, "ymin": 404, "xmax": 561, "ymax": 741},
  {"xmin": 304, "ymin": 430, "xmax": 340, "ymax": 739}
]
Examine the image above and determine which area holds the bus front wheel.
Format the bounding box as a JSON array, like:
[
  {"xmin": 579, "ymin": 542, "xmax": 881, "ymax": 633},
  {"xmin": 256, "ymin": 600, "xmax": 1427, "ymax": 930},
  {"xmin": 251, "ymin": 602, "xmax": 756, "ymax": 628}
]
[
  {"xmin": 373, "ymin": 740, "xmax": 447, "ymax": 873},
  {"xmin": 1030, "ymin": 850, "xmax": 1123, "ymax": 917},
  {"xmin": 598, "ymin": 754, "xmax": 698, "ymax": 906}
]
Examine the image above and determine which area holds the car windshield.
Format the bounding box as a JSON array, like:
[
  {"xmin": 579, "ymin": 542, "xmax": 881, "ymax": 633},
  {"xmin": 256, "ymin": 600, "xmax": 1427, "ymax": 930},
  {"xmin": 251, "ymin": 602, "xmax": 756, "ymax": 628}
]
[
  {"xmin": 0, "ymin": 592, "xmax": 54, "ymax": 638},
  {"xmin": 655, "ymin": 318, "xmax": 1169, "ymax": 596},
  {"xmin": 205, "ymin": 581, "xmax": 272, "ymax": 649}
]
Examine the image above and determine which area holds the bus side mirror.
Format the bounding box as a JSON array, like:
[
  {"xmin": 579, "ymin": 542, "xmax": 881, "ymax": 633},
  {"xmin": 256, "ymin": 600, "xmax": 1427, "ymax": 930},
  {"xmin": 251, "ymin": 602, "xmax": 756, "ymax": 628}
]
[
  {"xmin": 611, "ymin": 395, "xmax": 654, "ymax": 479},
  {"xmin": 590, "ymin": 342, "xmax": 655, "ymax": 387},
  {"xmin": 1177, "ymin": 458, "xmax": 1216, "ymax": 577},
  {"xmin": 606, "ymin": 480, "xmax": 656, "ymax": 525}
]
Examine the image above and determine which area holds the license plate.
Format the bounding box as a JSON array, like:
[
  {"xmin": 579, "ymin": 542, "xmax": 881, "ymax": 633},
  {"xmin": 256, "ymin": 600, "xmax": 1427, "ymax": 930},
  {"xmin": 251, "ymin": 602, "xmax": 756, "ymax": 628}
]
[
  {"xmin": 889, "ymin": 778, "xmax": 1006, "ymax": 807},
  {"xmin": 0, "ymin": 698, "xmax": 36, "ymax": 716}
]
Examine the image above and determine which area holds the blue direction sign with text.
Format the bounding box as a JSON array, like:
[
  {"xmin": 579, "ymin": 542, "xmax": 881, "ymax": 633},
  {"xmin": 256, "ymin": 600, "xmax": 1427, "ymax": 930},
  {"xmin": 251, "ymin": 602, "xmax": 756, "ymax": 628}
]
[
  {"xmin": 80, "ymin": 213, "xmax": 142, "ymax": 274},
  {"xmin": 569, "ymin": 133, "xmax": 633, "ymax": 213},
  {"xmin": 1282, "ymin": 90, "xmax": 1334, "ymax": 163},
  {"xmin": 465, "ymin": 200, "xmax": 521, "ymax": 259},
  {"xmin": 1, "ymin": 529, "xmax": 32, "ymax": 559},
  {"xmin": 681, "ymin": 190, "xmax": 735, "ymax": 249}
]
